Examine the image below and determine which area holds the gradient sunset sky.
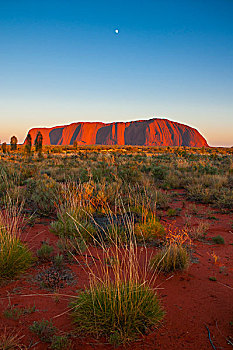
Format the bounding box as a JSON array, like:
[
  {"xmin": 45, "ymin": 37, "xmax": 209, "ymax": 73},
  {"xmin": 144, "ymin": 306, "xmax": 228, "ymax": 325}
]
[{"xmin": 0, "ymin": 0, "xmax": 232, "ymax": 146}]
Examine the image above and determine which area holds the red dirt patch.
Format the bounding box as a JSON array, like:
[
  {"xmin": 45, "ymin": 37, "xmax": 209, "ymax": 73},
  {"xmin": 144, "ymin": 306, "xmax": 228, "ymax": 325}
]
[{"xmin": 0, "ymin": 199, "xmax": 232, "ymax": 349}]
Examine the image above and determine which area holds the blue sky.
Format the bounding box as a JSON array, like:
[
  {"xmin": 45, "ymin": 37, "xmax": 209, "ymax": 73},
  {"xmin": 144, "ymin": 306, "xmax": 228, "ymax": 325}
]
[{"xmin": 0, "ymin": 0, "xmax": 232, "ymax": 146}]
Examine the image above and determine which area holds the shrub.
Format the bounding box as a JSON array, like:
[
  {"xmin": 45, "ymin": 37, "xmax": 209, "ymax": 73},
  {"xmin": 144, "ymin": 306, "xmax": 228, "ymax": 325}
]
[
  {"xmin": 209, "ymin": 276, "xmax": 217, "ymax": 281},
  {"xmin": 150, "ymin": 243, "xmax": 190, "ymax": 273},
  {"xmin": 50, "ymin": 335, "xmax": 71, "ymax": 350},
  {"xmin": 167, "ymin": 208, "xmax": 178, "ymax": 217},
  {"xmin": 37, "ymin": 242, "xmax": 54, "ymax": 261},
  {"xmin": 156, "ymin": 190, "xmax": 170, "ymax": 209},
  {"xmin": 71, "ymin": 282, "xmax": 164, "ymax": 345},
  {"xmin": 152, "ymin": 166, "xmax": 167, "ymax": 181},
  {"xmin": 50, "ymin": 210, "xmax": 81, "ymax": 237},
  {"xmin": 24, "ymin": 133, "xmax": 32, "ymax": 155},
  {"xmin": 189, "ymin": 220, "xmax": 210, "ymax": 240},
  {"xmin": 10, "ymin": 136, "xmax": 18, "ymax": 151},
  {"xmin": 34, "ymin": 131, "xmax": 43, "ymax": 154},
  {"xmin": 53, "ymin": 254, "xmax": 64, "ymax": 269},
  {"xmin": 4, "ymin": 305, "xmax": 36, "ymax": 320},
  {"xmin": 57, "ymin": 236, "xmax": 86, "ymax": 261},
  {"xmin": 25, "ymin": 175, "xmax": 58, "ymax": 216},
  {"xmin": 212, "ymin": 235, "xmax": 225, "ymax": 244},
  {"xmin": 2, "ymin": 142, "xmax": 7, "ymax": 154},
  {"xmin": 135, "ymin": 217, "xmax": 165, "ymax": 242},
  {"xmin": 216, "ymin": 188, "xmax": 233, "ymax": 209},
  {"xmin": 29, "ymin": 319, "xmax": 57, "ymax": 342},
  {"xmin": 186, "ymin": 183, "xmax": 215, "ymax": 204}
]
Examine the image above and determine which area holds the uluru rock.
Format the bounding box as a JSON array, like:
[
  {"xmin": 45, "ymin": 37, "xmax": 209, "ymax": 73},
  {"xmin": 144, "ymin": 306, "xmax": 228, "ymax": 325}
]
[{"xmin": 25, "ymin": 118, "xmax": 208, "ymax": 147}]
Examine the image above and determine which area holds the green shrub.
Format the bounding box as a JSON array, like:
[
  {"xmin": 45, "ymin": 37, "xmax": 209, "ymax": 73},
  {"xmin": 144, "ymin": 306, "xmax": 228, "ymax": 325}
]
[
  {"xmin": 50, "ymin": 335, "xmax": 71, "ymax": 350},
  {"xmin": 156, "ymin": 190, "xmax": 170, "ymax": 209},
  {"xmin": 135, "ymin": 218, "xmax": 165, "ymax": 242},
  {"xmin": 4, "ymin": 305, "xmax": 36, "ymax": 320},
  {"xmin": 152, "ymin": 166, "xmax": 167, "ymax": 181},
  {"xmin": 57, "ymin": 236, "xmax": 86, "ymax": 259},
  {"xmin": 212, "ymin": 235, "xmax": 225, "ymax": 244},
  {"xmin": 209, "ymin": 276, "xmax": 217, "ymax": 281},
  {"xmin": 71, "ymin": 282, "xmax": 164, "ymax": 345},
  {"xmin": 216, "ymin": 188, "xmax": 233, "ymax": 209},
  {"xmin": 150, "ymin": 243, "xmax": 190, "ymax": 273},
  {"xmin": 25, "ymin": 175, "xmax": 58, "ymax": 216},
  {"xmin": 50, "ymin": 210, "xmax": 80, "ymax": 237},
  {"xmin": 37, "ymin": 242, "xmax": 54, "ymax": 261},
  {"xmin": 29, "ymin": 319, "xmax": 57, "ymax": 342},
  {"xmin": 53, "ymin": 254, "xmax": 64, "ymax": 269},
  {"xmin": 167, "ymin": 208, "xmax": 178, "ymax": 217}
]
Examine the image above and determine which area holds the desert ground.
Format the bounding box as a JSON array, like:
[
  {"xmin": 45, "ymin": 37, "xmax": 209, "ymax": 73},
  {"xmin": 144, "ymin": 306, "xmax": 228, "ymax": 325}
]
[{"xmin": 0, "ymin": 145, "xmax": 232, "ymax": 349}]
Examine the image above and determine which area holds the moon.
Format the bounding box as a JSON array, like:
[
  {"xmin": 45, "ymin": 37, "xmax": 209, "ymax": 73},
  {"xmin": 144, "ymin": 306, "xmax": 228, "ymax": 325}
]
[{"xmin": 115, "ymin": 29, "xmax": 119, "ymax": 34}]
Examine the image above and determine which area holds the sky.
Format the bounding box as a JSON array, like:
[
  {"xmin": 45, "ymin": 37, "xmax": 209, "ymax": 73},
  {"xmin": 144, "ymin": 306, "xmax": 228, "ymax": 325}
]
[{"xmin": 0, "ymin": 0, "xmax": 232, "ymax": 146}]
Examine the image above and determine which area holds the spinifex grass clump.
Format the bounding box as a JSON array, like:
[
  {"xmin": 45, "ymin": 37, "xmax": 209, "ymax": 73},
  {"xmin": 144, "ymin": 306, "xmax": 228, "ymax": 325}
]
[
  {"xmin": 70, "ymin": 205, "xmax": 164, "ymax": 345},
  {"xmin": 71, "ymin": 281, "xmax": 163, "ymax": 345},
  {"xmin": 0, "ymin": 202, "xmax": 33, "ymax": 280},
  {"xmin": 50, "ymin": 182, "xmax": 95, "ymax": 240},
  {"xmin": 150, "ymin": 228, "xmax": 191, "ymax": 273}
]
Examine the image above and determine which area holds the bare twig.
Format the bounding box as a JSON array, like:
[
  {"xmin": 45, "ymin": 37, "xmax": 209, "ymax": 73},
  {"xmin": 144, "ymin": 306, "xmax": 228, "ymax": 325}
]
[{"xmin": 205, "ymin": 325, "xmax": 216, "ymax": 350}]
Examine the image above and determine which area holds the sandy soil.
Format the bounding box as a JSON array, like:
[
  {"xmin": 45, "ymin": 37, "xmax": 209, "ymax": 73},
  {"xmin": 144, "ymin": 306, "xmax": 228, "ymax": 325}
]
[{"xmin": 0, "ymin": 193, "xmax": 232, "ymax": 349}]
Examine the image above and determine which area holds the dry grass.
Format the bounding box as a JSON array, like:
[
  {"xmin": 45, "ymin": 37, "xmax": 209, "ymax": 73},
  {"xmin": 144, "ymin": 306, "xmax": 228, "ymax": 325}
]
[
  {"xmin": 0, "ymin": 199, "xmax": 33, "ymax": 280},
  {"xmin": 70, "ymin": 203, "xmax": 164, "ymax": 344},
  {"xmin": 150, "ymin": 228, "xmax": 191, "ymax": 273},
  {"xmin": 0, "ymin": 328, "xmax": 26, "ymax": 350}
]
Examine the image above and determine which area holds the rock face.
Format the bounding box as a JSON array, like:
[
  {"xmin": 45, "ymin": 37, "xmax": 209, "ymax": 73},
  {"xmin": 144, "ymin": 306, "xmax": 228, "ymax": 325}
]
[{"xmin": 25, "ymin": 118, "xmax": 208, "ymax": 147}]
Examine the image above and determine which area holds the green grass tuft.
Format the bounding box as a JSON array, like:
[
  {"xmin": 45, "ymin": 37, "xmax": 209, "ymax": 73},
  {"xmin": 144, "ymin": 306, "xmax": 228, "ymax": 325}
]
[
  {"xmin": 212, "ymin": 235, "xmax": 225, "ymax": 244},
  {"xmin": 0, "ymin": 207, "xmax": 33, "ymax": 280},
  {"xmin": 71, "ymin": 282, "xmax": 164, "ymax": 345},
  {"xmin": 150, "ymin": 243, "xmax": 190, "ymax": 273}
]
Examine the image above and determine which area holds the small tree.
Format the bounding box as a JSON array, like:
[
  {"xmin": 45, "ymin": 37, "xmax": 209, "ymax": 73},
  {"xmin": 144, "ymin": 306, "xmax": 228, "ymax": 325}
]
[
  {"xmin": 2, "ymin": 142, "xmax": 7, "ymax": 154},
  {"xmin": 34, "ymin": 131, "xmax": 43, "ymax": 154},
  {"xmin": 73, "ymin": 140, "xmax": 78, "ymax": 150},
  {"xmin": 25, "ymin": 133, "xmax": 32, "ymax": 156},
  {"xmin": 10, "ymin": 136, "xmax": 18, "ymax": 151}
]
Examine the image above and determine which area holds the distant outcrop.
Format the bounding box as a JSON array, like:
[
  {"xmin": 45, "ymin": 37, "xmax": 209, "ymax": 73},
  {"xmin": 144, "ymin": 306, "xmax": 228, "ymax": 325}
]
[{"xmin": 25, "ymin": 118, "xmax": 208, "ymax": 147}]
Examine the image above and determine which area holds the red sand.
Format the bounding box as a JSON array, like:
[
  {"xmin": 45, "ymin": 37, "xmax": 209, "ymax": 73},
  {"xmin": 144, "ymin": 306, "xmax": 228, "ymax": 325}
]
[{"xmin": 0, "ymin": 197, "xmax": 232, "ymax": 349}]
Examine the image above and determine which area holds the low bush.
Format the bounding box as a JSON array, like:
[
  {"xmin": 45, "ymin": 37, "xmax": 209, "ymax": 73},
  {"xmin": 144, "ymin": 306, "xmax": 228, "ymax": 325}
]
[
  {"xmin": 135, "ymin": 217, "xmax": 165, "ymax": 242},
  {"xmin": 50, "ymin": 335, "xmax": 71, "ymax": 350},
  {"xmin": 37, "ymin": 241, "xmax": 54, "ymax": 261},
  {"xmin": 150, "ymin": 243, "xmax": 190, "ymax": 273},
  {"xmin": 189, "ymin": 220, "xmax": 210, "ymax": 240},
  {"xmin": 57, "ymin": 236, "xmax": 86, "ymax": 260},
  {"xmin": 212, "ymin": 235, "xmax": 225, "ymax": 244},
  {"xmin": 24, "ymin": 175, "xmax": 58, "ymax": 216},
  {"xmin": 29, "ymin": 319, "xmax": 57, "ymax": 342}
]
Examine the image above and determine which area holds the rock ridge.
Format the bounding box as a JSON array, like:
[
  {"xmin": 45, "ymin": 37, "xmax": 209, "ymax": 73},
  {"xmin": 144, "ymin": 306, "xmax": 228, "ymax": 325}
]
[{"xmin": 25, "ymin": 118, "xmax": 208, "ymax": 147}]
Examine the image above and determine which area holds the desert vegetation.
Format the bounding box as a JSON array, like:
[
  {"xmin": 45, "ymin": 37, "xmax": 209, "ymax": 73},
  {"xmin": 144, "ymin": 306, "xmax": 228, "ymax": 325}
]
[{"xmin": 0, "ymin": 144, "xmax": 232, "ymax": 349}]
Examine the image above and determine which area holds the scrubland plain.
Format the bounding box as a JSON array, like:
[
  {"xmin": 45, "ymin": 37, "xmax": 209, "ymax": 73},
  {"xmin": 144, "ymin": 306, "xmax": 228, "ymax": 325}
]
[{"xmin": 0, "ymin": 145, "xmax": 232, "ymax": 349}]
